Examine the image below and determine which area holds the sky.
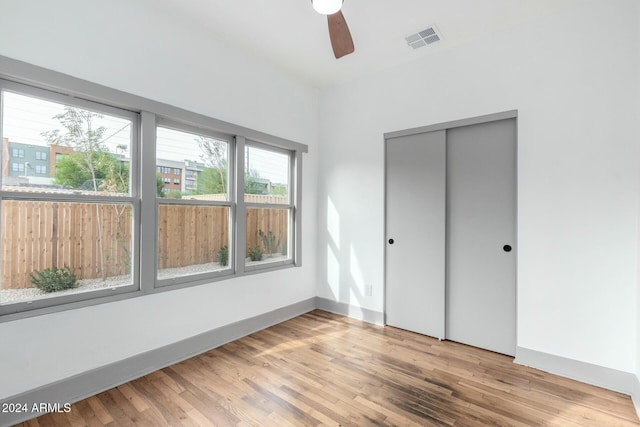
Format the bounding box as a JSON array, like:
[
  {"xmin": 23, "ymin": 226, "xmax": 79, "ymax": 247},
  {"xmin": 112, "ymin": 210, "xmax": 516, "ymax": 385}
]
[{"xmin": 2, "ymin": 91, "xmax": 289, "ymax": 184}]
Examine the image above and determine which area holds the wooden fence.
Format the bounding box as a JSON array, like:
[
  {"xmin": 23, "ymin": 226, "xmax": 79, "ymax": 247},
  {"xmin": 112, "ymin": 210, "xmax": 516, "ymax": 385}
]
[
  {"xmin": 2, "ymin": 196, "xmax": 288, "ymax": 289},
  {"xmin": 245, "ymin": 207, "xmax": 289, "ymax": 255},
  {"xmin": 1, "ymin": 200, "xmax": 132, "ymax": 289},
  {"xmin": 158, "ymin": 205, "xmax": 228, "ymax": 269}
]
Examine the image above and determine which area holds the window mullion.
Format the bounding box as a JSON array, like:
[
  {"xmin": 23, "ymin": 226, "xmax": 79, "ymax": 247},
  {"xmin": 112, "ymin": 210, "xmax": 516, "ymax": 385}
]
[
  {"xmin": 235, "ymin": 136, "xmax": 246, "ymax": 275},
  {"xmin": 139, "ymin": 111, "xmax": 157, "ymax": 293}
]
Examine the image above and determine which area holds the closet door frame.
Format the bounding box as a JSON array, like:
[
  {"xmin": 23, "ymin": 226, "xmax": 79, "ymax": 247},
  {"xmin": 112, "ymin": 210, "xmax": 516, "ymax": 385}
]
[{"xmin": 383, "ymin": 110, "xmax": 518, "ymax": 343}]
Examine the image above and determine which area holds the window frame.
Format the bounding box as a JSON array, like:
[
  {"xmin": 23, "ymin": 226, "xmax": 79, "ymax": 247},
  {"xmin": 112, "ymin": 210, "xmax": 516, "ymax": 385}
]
[
  {"xmin": 242, "ymin": 140, "xmax": 297, "ymax": 272},
  {"xmin": 0, "ymin": 55, "xmax": 307, "ymax": 321},
  {"xmin": 0, "ymin": 79, "xmax": 141, "ymax": 316},
  {"xmin": 154, "ymin": 119, "xmax": 236, "ymax": 288}
]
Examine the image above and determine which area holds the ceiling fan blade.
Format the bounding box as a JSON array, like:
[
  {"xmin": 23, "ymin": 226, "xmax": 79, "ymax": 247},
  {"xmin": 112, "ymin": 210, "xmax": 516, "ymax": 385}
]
[{"xmin": 327, "ymin": 10, "xmax": 354, "ymax": 59}]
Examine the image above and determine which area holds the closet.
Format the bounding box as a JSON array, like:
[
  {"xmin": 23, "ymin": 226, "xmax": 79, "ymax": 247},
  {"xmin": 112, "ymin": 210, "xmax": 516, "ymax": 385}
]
[{"xmin": 384, "ymin": 111, "xmax": 516, "ymax": 356}]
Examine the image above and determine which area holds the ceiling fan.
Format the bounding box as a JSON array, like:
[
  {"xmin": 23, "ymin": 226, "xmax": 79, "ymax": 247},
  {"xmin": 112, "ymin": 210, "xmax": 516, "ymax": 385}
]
[{"xmin": 311, "ymin": 0, "xmax": 355, "ymax": 59}]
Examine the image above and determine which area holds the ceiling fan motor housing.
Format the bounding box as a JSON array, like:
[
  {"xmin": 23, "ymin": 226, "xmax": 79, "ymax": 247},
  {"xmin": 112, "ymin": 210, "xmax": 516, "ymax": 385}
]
[{"xmin": 312, "ymin": 0, "xmax": 343, "ymax": 15}]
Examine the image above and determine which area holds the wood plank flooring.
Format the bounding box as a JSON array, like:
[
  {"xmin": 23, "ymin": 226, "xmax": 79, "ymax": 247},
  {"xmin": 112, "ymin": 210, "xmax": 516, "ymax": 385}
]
[{"xmin": 15, "ymin": 310, "xmax": 640, "ymax": 426}]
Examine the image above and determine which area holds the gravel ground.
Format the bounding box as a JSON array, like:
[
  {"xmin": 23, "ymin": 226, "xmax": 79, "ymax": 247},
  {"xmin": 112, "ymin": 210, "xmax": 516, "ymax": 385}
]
[
  {"xmin": 0, "ymin": 274, "xmax": 132, "ymax": 304},
  {"xmin": 1, "ymin": 256, "xmax": 288, "ymax": 304}
]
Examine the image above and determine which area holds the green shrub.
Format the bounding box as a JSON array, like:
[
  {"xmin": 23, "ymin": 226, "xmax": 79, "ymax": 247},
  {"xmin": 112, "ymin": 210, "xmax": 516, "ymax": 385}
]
[
  {"xmin": 217, "ymin": 245, "xmax": 229, "ymax": 267},
  {"xmin": 259, "ymin": 229, "xmax": 280, "ymax": 257},
  {"xmin": 248, "ymin": 246, "xmax": 263, "ymax": 262},
  {"xmin": 30, "ymin": 266, "xmax": 78, "ymax": 293}
]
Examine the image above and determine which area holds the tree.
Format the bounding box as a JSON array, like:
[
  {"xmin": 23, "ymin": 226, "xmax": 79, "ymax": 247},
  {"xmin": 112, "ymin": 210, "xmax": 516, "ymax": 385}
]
[
  {"xmin": 54, "ymin": 151, "xmax": 129, "ymax": 192},
  {"xmin": 245, "ymin": 168, "xmax": 268, "ymax": 194},
  {"xmin": 197, "ymin": 136, "xmax": 227, "ymax": 194},
  {"xmin": 42, "ymin": 107, "xmax": 130, "ymax": 279},
  {"xmin": 196, "ymin": 166, "xmax": 267, "ymax": 195},
  {"xmin": 271, "ymin": 183, "xmax": 288, "ymax": 196},
  {"xmin": 43, "ymin": 107, "xmax": 108, "ymax": 192},
  {"xmin": 197, "ymin": 167, "xmax": 227, "ymax": 194},
  {"xmin": 54, "ymin": 154, "xmax": 92, "ymax": 188},
  {"xmin": 156, "ymin": 174, "xmax": 165, "ymax": 198}
]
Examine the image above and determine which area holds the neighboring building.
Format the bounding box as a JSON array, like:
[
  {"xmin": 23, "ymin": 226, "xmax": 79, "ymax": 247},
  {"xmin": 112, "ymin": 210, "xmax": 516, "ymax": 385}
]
[
  {"xmin": 1, "ymin": 139, "xmax": 205, "ymax": 195},
  {"xmin": 49, "ymin": 144, "xmax": 74, "ymax": 178},
  {"xmin": 156, "ymin": 158, "xmax": 205, "ymax": 195},
  {"xmin": 156, "ymin": 158, "xmax": 183, "ymax": 193},
  {"xmin": 1, "ymin": 138, "xmax": 54, "ymax": 185},
  {"xmin": 183, "ymin": 159, "xmax": 205, "ymax": 194}
]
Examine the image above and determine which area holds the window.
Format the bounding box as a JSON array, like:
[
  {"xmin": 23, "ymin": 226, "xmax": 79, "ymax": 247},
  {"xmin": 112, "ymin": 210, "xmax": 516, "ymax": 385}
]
[
  {"xmin": 244, "ymin": 143, "xmax": 294, "ymax": 269},
  {"xmin": 156, "ymin": 125, "xmax": 232, "ymax": 284},
  {"xmin": 0, "ymin": 56, "xmax": 306, "ymax": 319},
  {"xmin": 0, "ymin": 84, "xmax": 139, "ymax": 312}
]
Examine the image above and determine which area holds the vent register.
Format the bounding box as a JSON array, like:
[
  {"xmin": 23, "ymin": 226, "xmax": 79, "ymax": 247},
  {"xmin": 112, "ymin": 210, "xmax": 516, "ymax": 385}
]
[{"xmin": 405, "ymin": 26, "xmax": 441, "ymax": 49}]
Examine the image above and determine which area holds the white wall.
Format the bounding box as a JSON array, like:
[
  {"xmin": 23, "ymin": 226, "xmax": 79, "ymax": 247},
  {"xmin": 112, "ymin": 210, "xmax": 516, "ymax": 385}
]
[
  {"xmin": 0, "ymin": 0, "xmax": 318, "ymax": 399},
  {"xmin": 637, "ymin": 0, "xmax": 640, "ymax": 409},
  {"xmin": 317, "ymin": 0, "xmax": 640, "ymax": 373},
  {"xmin": 1, "ymin": 0, "xmax": 639, "ymax": 403}
]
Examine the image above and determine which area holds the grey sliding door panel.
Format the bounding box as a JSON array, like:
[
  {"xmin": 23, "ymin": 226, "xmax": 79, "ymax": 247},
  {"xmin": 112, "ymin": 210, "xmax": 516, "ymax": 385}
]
[
  {"xmin": 385, "ymin": 130, "xmax": 446, "ymax": 339},
  {"xmin": 446, "ymin": 119, "xmax": 517, "ymax": 356}
]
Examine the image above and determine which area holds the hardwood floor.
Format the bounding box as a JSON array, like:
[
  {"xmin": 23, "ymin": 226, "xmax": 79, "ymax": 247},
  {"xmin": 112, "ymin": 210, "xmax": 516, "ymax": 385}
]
[{"xmin": 15, "ymin": 310, "xmax": 640, "ymax": 426}]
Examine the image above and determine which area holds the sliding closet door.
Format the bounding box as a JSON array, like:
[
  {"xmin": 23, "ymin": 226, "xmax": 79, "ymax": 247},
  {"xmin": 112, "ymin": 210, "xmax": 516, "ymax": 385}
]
[
  {"xmin": 446, "ymin": 119, "xmax": 517, "ymax": 356},
  {"xmin": 385, "ymin": 131, "xmax": 446, "ymax": 339}
]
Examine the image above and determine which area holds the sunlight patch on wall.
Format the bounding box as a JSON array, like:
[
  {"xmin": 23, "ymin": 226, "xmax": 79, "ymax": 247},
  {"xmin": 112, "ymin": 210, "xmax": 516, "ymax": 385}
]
[
  {"xmin": 327, "ymin": 243, "xmax": 340, "ymax": 300},
  {"xmin": 350, "ymin": 244, "xmax": 366, "ymax": 302},
  {"xmin": 327, "ymin": 196, "xmax": 340, "ymax": 250}
]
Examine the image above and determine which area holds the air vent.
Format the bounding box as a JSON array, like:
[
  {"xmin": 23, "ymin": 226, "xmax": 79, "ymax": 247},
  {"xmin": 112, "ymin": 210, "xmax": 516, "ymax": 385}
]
[{"xmin": 405, "ymin": 25, "xmax": 442, "ymax": 50}]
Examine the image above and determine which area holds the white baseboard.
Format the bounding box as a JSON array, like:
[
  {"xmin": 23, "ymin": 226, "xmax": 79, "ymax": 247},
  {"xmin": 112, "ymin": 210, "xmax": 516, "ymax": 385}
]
[
  {"xmin": 0, "ymin": 298, "xmax": 316, "ymax": 427},
  {"xmin": 515, "ymin": 346, "xmax": 634, "ymax": 395},
  {"xmin": 315, "ymin": 297, "xmax": 384, "ymax": 325}
]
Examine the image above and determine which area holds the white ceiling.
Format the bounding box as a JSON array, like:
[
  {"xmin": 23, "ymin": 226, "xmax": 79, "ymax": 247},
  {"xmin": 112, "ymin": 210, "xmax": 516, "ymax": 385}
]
[{"xmin": 152, "ymin": 0, "xmax": 575, "ymax": 88}]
